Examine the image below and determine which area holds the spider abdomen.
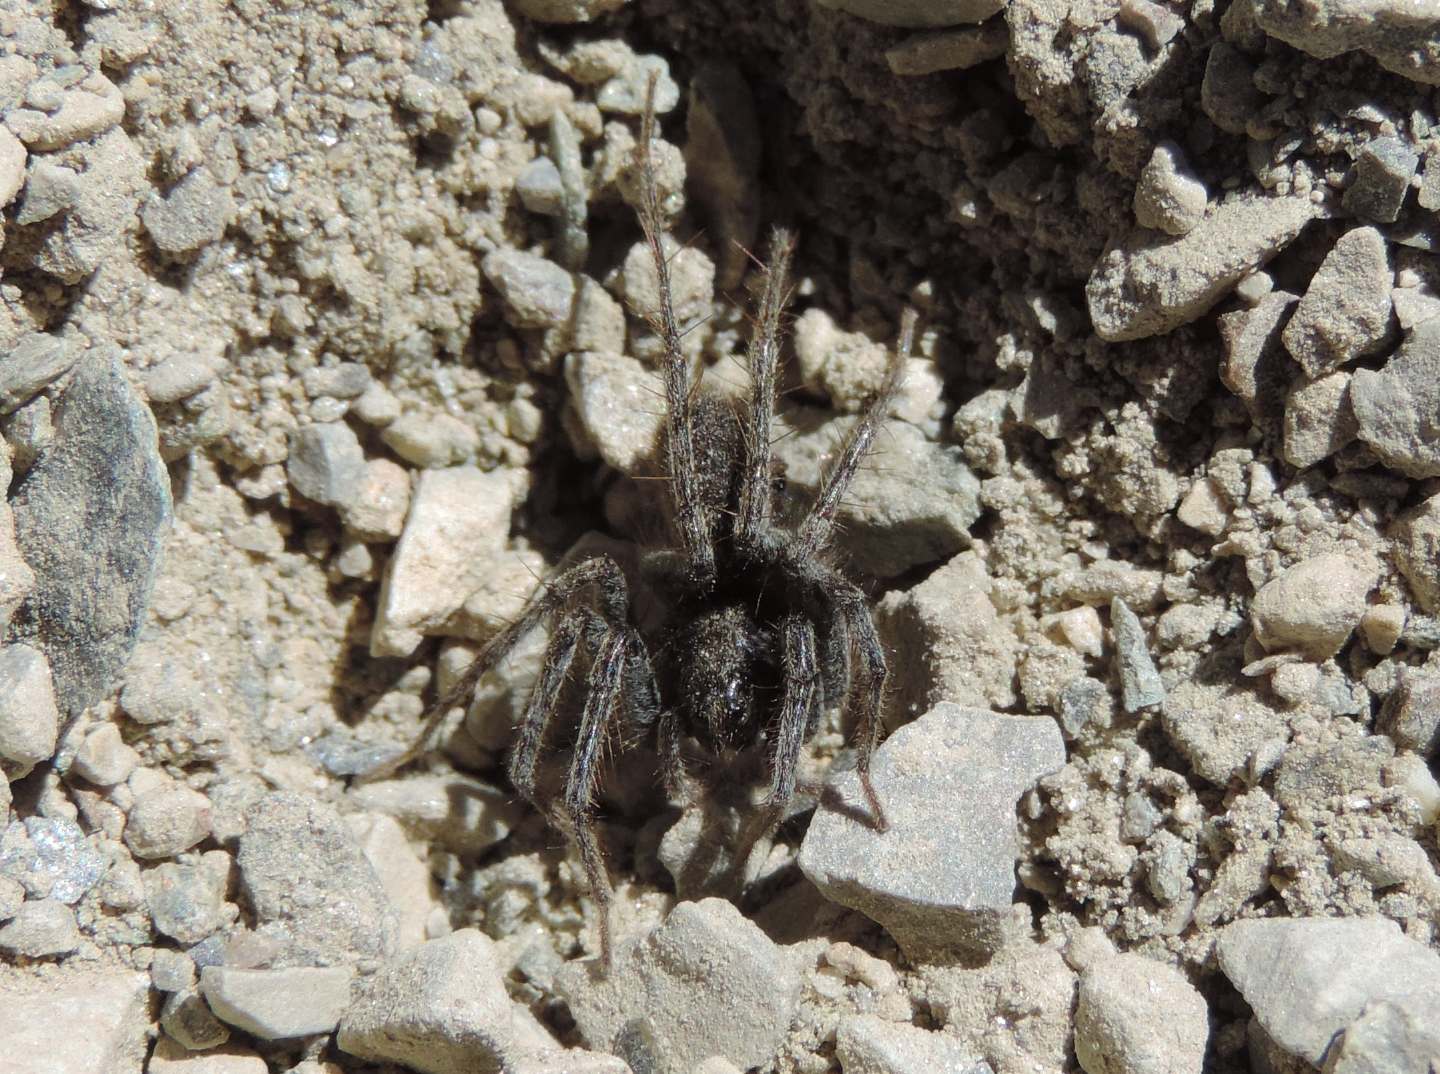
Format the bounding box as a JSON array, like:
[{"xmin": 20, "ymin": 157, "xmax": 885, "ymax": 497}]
[{"xmin": 665, "ymin": 602, "xmax": 780, "ymax": 754}]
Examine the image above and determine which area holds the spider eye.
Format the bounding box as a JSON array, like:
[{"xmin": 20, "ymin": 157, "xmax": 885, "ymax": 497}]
[{"xmin": 771, "ymin": 477, "xmax": 787, "ymax": 494}]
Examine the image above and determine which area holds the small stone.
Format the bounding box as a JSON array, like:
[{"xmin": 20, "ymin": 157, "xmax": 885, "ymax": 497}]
[
  {"xmin": 338, "ymin": 929, "xmax": 553, "ymax": 1074},
  {"xmin": 380, "ymin": 411, "xmax": 479, "ymax": 469},
  {"xmin": 597, "ymin": 54, "xmax": 680, "ymax": 115},
  {"xmin": 119, "ymin": 640, "xmax": 200, "ymax": 726},
  {"xmin": 1326, "ymin": 1000, "xmax": 1440, "ymax": 1074},
  {"xmin": 835, "ymin": 1014, "xmax": 991, "ymax": 1073},
  {"xmin": 481, "ymin": 249, "xmax": 577, "ymax": 329},
  {"xmin": 1360, "ymin": 603, "xmax": 1405, "ymax": 654},
  {"xmin": 338, "ymin": 459, "xmax": 410, "ymax": 543},
  {"xmin": 349, "ymin": 812, "xmax": 437, "ymax": 951},
  {"xmin": 1111, "ymin": 598, "xmax": 1164, "ymax": 712},
  {"xmin": 1392, "ymin": 286, "xmax": 1440, "ymax": 330},
  {"xmin": 1142, "ymin": 829, "xmax": 1191, "ymax": 905},
  {"xmin": 622, "ymin": 236, "xmax": 714, "ymax": 332},
  {"xmin": 0, "ymin": 815, "xmax": 106, "ymax": 904},
  {"xmin": 0, "ymin": 643, "xmax": 59, "ymax": 777},
  {"xmin": 0, "ymin": 126, "xmax": 25, "ymax": 207},
  {"xmin": 237, "ymin": 791, "xmax": 397, "ymax": 968},
  {"xmin": 145, "ymin": 851, "xmax": 233, "ymax": 944},
  {"xmin": 1043, "ymin": 605, "xmax": 1105, "ymax": 658},
  {"xmin": 1283, "ymin": 371, "xmax": 1358, "ymax": 468},
  {"xmin": 1161, "ymin": 679, "xmax": 1287, "ymax": 785},
  {"xmin": 799, "ymin": 703, "xmax": 1064, "ymax": 960},
  {"xmin": 1273, "ymin": 736, "xmax": 1391, "ymax": 813},
  {"xmin": 15, "ymin": 159, "xmax": 81, "ymax": 225},
  {"xmin": 5, "ymin": 74, "xmax": 125, "ymax": 150},
  {"xmin": 0, "ymin": 970, "xmax": 149, "ymax": 1074},
  {"xmin": 149, "ymin": 1039, "xmax": 270, "ymax": 1073},
  {"xmin": 8, "ymin": 353, "xmax": 172, "ymax": 717},
  {"xmin": 0, "ymin": 897, "xmax": 80, "ymax": 957},
  {"xmin": 1175, "ymin": 476, "xmax": 1228, "ymax": 535},
  {"xmin": 563, "ymin": 351, "xmax": 662, "ymax": 473},
  {"xmin": 370, "ymin": 466, "xmax": 527, "ymax": 657},
  {"xmin": 1133, "ymin": 141, "xmax": 1207, "ymax": 236},
  {"xmin": 1087, "ymin": 192, "xmax": 1321, "ymax": 341},
  {"xmin": 1281, "ymin": 227, "xmax": 1394, "ymax": 377},
  {"xmin": 161, "ymin": 988, "xmax": 232, "ymax": 1050},
  {"xmin": 202, "ymin": 966, "xmax": 354, "ymax": 1040},
  {"xmin": 814, "ymin": 0, "xmax": 1003, "ymax": 26},
  {"xmin": 1118, "ymin": 0, "xmax": 1184, "ymax": 47},
  {"xmin": 1058, "ymin": 677, "xmax": 1109, "ymax": 739},
  {"xmin": 793, "ymin": 309, "xmax": 943, "ymax": 425},
  {"xmin": 286, "ymin": 422, "xmax": 366, "ymax": 508},
  {"xmin": 1392, "ymin": 493, "xmax": 1440, "ymax": 612},
  {"xmin": 26, "ymin": 127, "xmax": 145, "ymax": 282},
  {"xmin": 0, "ymin": 333, "xmax": 78, "ymax": 415},
  {"xmin": 123, "ymin": 782, "xmax": 211, "ymax": 860},
  {"xmin": 1352, "ymin": 319, "xmax": 1440, "ymax": 477},
  {"xmin": 1332, "ymin": 834, "xmax": 1433, "ymax": 888},
  {"xmin": 507, "ymin": 0, "xmax": 627, "ymax": 23},
  {"xmin": 1250, "ymin": 552, "xmax": 1376, "ymax": 658},
  {"xmin": 1219, "ymin": 289, "xmax": 1297, "ymax": 419},
  {"xmin": 1342, "ymin": 137, "xmax": 1419, "ymax": 223},
  {"xmin": 1378, "ymin": 669, "xmax": 1440, "ymax": 756},
  {"xmin": 0, "ymin": 503, "xmax": 36, "ymax": 635},
  {"xmin": 142, "ymin": 168, "xmax": 236, "ymax": 257},
  {"xmin": 72, "ymin": 722, "xmax": 139, "ymax": 785},
  {"xmin": 516, "ymin": 156, "xmax": 564, "ymax": 215},
  {"xmin": 1252, "ymin": 0, "xmax": 1440, "ymax": 85},
  {"xmin": 352, "ymin": 382, "xmax": 400, "ymax": 427},
  {"xmin": 151, "ymin": 947, "xmax": 198, "ymax": 992},
  {"xmin": 1074, "ymin": 954, "xmax": 1207, "ymax": 1074},
  {"xmin": 349, "ymin": 773, "xmax": 519, "ymax": 858},
  {"xmin": 145, "ymin": 353, "xmax": 222, "ymax": 404},
  {"xmin": 1217, "ymin": 916, "xmax": 1440, "ymax": 1067},
  {"xmin": 556, "ymin": 900, "xmax": 802, "ymax": 1074},
  {"xmin": 884, "ymin": 24, "xmax": 1009, "ymax": 75},
  {"xmin": 301, "ymin": 363, "xmax": 371, "ymax": 400},
  {"xmin": 1200, "ymin": 43, "xmax": 1266, "ymax": 135}
]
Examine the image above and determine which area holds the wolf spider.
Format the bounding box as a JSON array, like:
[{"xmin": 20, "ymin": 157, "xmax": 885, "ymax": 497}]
[{"xmin": 363, "ymin": 87, "xmax": 908, "ymax": 963}]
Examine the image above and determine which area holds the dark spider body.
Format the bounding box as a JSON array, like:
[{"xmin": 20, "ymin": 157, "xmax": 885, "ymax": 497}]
[{"xmin": 362, "ymin": 91, "xmax": 907, "ymax": 963}]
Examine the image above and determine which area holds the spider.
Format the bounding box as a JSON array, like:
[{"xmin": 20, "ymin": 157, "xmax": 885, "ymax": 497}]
[{"xmin": 362, "ymin": 86, "xmax": 908, "ymax": 964}]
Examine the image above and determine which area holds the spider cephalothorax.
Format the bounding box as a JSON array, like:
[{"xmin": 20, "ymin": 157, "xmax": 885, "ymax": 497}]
[{"xmin": 364, "ymin": 89, "xmax": 908, "ymax": 963}]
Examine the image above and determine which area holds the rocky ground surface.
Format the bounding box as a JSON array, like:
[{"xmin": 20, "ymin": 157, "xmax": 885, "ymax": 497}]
[{"xmin": 2, "ymin": 0, "xmax": 1440, "ymax": 1071}]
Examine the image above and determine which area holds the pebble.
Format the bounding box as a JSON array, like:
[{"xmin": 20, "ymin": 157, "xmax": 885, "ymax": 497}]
[
  {"xmin": 286, "ymin": 422, "xmax": 367, "ymax": 508},
  {"xmin": 835, "ymin": 1014, "xmax": 992, "ymax": 1073},
  {"xmin": 236, "ymin": 791, "xmax": 397, "ymax": 968},
  {"xmin": 150, "ymin": 947, "xmax": 198, "ymax": 992},
  {"xmin": 0, "ymin": 875, "xmax": 21, "ymax": 919},
  {"xmin": 1283, "ymin": 371, "xmax": 1357, "ymax": 467},
  {"xmin": 0, "ymin": 815, "xmax": 106, "ymax": 903},
  {"xmin": 1217, "ymin": 916, "xmax": 1440, "ymax": 1068},
  {"xmin": 1250, "ymin": 552, "xmax": 1376, "ymax": 658},
  {"xmin": 8, "ymin": 353, "xmax": 172, "ymax": 716},
  {"xmin": 1218, "ymin": 289, "xmax": 1296, "ymax": 418},
  {"xmin": 793, "ymin": 309, "xmax": 944, "ymax": 426},
  {"xmin": 141, "ymin": 168, "xmax": 236, "ymax": 257},
  {"xmin": 1086, "ymin": 192, "xmax": 1321, "ymax": 341},
  {"xmin": 1073, "ymin": 953, "xmax": 1208, "ymax": 1074},
  {"xmin": 1360, "ymin": 603, "xmax": 1405, "ymax": 654},
  {"xmin": 0, "ymin": 897, "xmax": 80, "ymax": 957},
  {"xmin": 301, "ymin": 363, "xmax": 371, "ymax": 400},
  {"xmin": 5, "ymin": 73, "xmax": 125, "ymax": 150},
  {"xmin": 621, "ymin": 236, "xmax": 714, "ymax": 332},
  {"xmin": 885, "ymin": 24, "xmax": 1010, "ymax": 75},
  {"xmin": 0, "ymin": 970, "xmax": 149, "ymax": 1074},
  {"xmin": 547, "ymin": 110, "xmax": 589, "ymax": 271},
  {"xmin": 481, "ymin": 249, "xmax": 577, "ymax": 329},
  {"xmin": 144, "ymin": 850, "xmax": 234, "ymax": 944},
  {"xmin": 774, "ymin": 412, "xmax": 980, "ymax": 578},
  {"xmin": 160, "ymin": 988, "xmax": 232, "ymax": 1050},
  {"xmin": 1378, "ymin": 669, "xmax": 1440, "ymax": 756},
  {"xmin": 1110, "ymin": 598, "xmax": 1164, "ymax": 712},
  {"xmin": 1281, "ymin": 227, "xmax": 1394, "ymax": 377},
  {"xmin": 338, "ymin": 928, "xmax": 560, "ymax": 1072},
  {"xmin": 556, "ymin": 899, "xmax": 802, "ymax": 1074},
  {"xmin": 1199, "ymin": 43, "xmax": 1266, "ymax": 134},
  {"xmin": 1253, "ymin": 0, "xmax": 1440, "ymax": 84},
  {"xmin": 369, "ymin": 465, "xmax": 527, "ymax": 657},
  {"xmin": 1174, "ymin": 476, "xmax": 1228, "ymax": 535},
  {"xmin": 1351, "ymin": 319, "xmax": 1440, "ymax": 477},
  {"xmin": 349, "ymin": 813, "xmax": 436, "ymax": 951},
  {"xmin": 0, "ymin": 125, "xmax": 24, "ymax": 207},
  {"xmin": 598, "ymin": 53, "xmax": 680, "ymax": 116},
  {"xmin": 15, "ymin": 159, "xmax": 81, "ymax": 225},
  {"xmin": 120, "ymin": 639, "xmax": 200, "ymax": 725},
  {"xmin": 1392, "ymin": 493, "xmax": 1440, "ymax": 612},
  {"xmin": 201, "ymin": 965, "xmax": 354, "ymax": 1039},
  {"xmin": 1160, "ymin": 680, "xmax": 1286, "ymax": 785},
  {"xmin": 563, "ymin": 350, "xmax": 662, "ymax": 473},
  {"xmin": 814, "ymin": 0, "xmax": 1003, "ymax": 25},
  {"xmin": 798, "ymin": 703, "xmax": 1065, "ymax": 960},
  {"xmin": 352, "ymin": 381, "xmax": 400, "ymax": 427},
  {"xmin": 124, "ymin": 782, "xmax": 212, "ymax": 859},
  {"xmin": 0, "ymin": 332, "xmax": 78, "ymax": 414},
  {"xmin": 72, "ymin": 721, "xmax": 139, "ymax": 785},
  {"xmin": 1342, "ymin": 137, "xmax": 1419, "ymax": 223},
  {"xmin": 0, "ymin": 643, "xmax": 59, "ymax": 776},
  {"xmin": 350, "ymin": 772, "xmax": 519, "ymax": 858},
  {"xmin": 1118, "ymin": 0, "xmax": 1184, "ymax": 47},
  {"xmin": 1331, "ymin": 833, "xmax": 1433, "ymax": 888},
  {"xmin": 337, "ymin": 459, "xmax": 410, "ymax": 543},
  {"xmin": 380, "ymin": 411, "xmax": 479, "ymax": 469},
  {"xmin": 144, "ymin": 352, "xmax": 222, "ymax": 405},
  {"xmin": 516, "ymin": 155, "xmax": 564, "ymax": 215},
  {"xmin": 149, "ymin": 1040, "xmax": 269, "ymax": 1074},
  {"xmin": 1133, "ymin": 141, "xmax": 1207, "ymax": 236}
]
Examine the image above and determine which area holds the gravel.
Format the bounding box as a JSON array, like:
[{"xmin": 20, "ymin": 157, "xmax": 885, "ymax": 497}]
[
  {"xmin": 201, "ymin": 966, "xmax": 355, "ymax": 1040},
  {"xmin": 0, "ymin": 970, "xmax": 149, "ymax": 1074},
  {"xmin": 1351, "ymin": 319, "xmax": 1440, "ymax": 478},
  {"xmin": 1281, "ymin": 226, "xmax": 1394, "ymax": 377},
  {"xmin": 1250, "ymin": 552, "xmax": 1377, "ymax": 659},
  {"xmin": 144, "ymin": 850, "xmax": 234, "ymax": 944},
  {"xmin": 123, "ymin": 782, "xmax": 212, "ymax": 860},
  {"xmin": 835, "ymin": 1014, "xmax": 992, "ymax": 1073},
  {"xmin": 0, "ymin": 897, "xmax": 80, "ymax": 957},
  {"xmin": 1073, "ymin": 953, "xmax": 1208, "ymax": 1074},
  {"xmin": 0, "ymin": 642, "xmax": 59, "ymax": 776},
  {"xmin": 1110, "ymin": 597, "xmax": 1164, "ymax": 712},
  {"xmin": 160, "ymin": 987, "xmax": 232, "ymax": 1050},
  {"xmin": 286, "ymin": 422, "xmax": 367, "ymax": 508},
  {"xmin": 798, "ymin": 703, "xmax": 1065, "ymax": 960}
]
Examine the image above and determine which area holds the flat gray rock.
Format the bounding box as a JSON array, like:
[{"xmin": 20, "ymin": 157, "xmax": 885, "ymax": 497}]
[
  {"xmin": 798, "ymin": 703, "xmax": 1065, "ymax": 960},
  {"xmin": 555, "ymin": 899, "xmax": 802, "ymax": 1074},
  {"xmin": 1217, "ymin": 916, "xmax": 1440, "ymax": 1066},
  {"xmin": 0, "ymin": 970, "xmax": 149, "ymax": 1074},
  {"xmin": 201, "ymin": 965, "xmax": 354, "ymax": 1040},
  {"xmin": 1281, "ymin": 226, "xmax": 1393, "ymax": 377},
  {"xmin": 1352, "ymin": 320, "xmax": 1440, "ymax": 478},
  {"xmin": 236, "ymin": 791, "xmax": 397, "ymax": 969},
  {"xmin": 7, "ymin": 352, "xmax": 172, "ymax": 717}
]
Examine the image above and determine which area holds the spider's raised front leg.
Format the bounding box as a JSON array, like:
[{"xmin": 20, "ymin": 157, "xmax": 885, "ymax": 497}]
[
  {"xmin": 356, "ymin": 555, "xmax": 631, "ymax": 785},
  {"xmin": 760, "ymin": 614, "xmax": 819, "ymax": 829},
  {"xmin": 823, "ymin": 573, "xmax": 891, "ymax": 831}
]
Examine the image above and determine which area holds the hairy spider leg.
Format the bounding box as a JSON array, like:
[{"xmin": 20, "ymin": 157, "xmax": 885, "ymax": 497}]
[
  {"xmin": 506, "ymin": 612, "xmax": 589, "ymax": 806},
  {"xmin": 822, "ymin": 571, "xmax": 891, "ymax": 831}
]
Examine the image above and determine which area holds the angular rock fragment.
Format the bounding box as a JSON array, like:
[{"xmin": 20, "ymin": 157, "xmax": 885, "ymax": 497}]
[
  {"xmin": 124, "ymin": 782, "xmax": 212, "ymax": 859},
  {"xmin": 835, "ymin": 1014, "xmax": 991, "ymax": 1073},
  {"xmin": 1133, "ymin": 141, "xmax": 1207, "ymax": 236},
  {"xmin": 201, "ymin": 966, "xmax": 354, "ymax": 1039},
  {"xmin": 481, "ymin": 249, "xmax": 577, "ymax": 329},
  {"xmin": 0, "ymin": 897, "xmax": 80, "ymax": 957},
  {"xmin": 555, "ymin": 899, "xmax": 802, "ymax": 1074},
  {"xmin": 7, "ymin": 353, "xmax": 172, "ymax": 716},
  {"xmin": 815, "ymin": 0, "xmax": 1004, "ymax": 26},
  {"xmin": 1283, "ymin": 371, "xmax": 1357, "ymax": 468},
  {"xmin": 563, "ymin": 351, "xmax": 663, "ymax": 473},
  {"xmin": 141, "ymin": 168, "xmax": 236, "ymax": 257},
  {"xmin": 798, "ymin": 703, "xmax": 1065, "ymax": 959},
  {"xmin": 1391, "ymin": 493, "xmax": 1440, "ymax": 611},
  {"xmin": 1250, "ymin": 552, "xmax": 1375, "ymax": 658},
  {"xmin": 286, "ymin": 422, "xmax": 366, "ymax": 508},
  {"xmin": 1087, "ymin": 193, "xmax": 1321, "ymax": 341},
  {"xmin": 1110, "ymin": 598, "xmax": 1164, "ymax": 712},
  {"xmin": 1074, "ymin": 953, "xmax": 1208, "ymax": 1074},
  {"xmin": 1351, "ymin": 320, "xmax": 1440, "ymax": 477},
  {"xmin": 1217, "ymin": 917, "xmax": 1440, "ymax": 1067},
  {"xmin": 0, "ymin": 643, "xmax": 59, "ymax": 777},
  {"xmin": 1219, "ymin": 289, "xmax": 1297, "ymax": 420},
  {"xmin": 1281, "ymin": 227, "xmax": 1393, "ymax": 376},
  {"xmin": 1342, "ymin": 138, "xmax": 1418, "ymax": 223},
  {"xmin": 1254, "ymin": 0, "xmax": 1440, "ymax": 85}
]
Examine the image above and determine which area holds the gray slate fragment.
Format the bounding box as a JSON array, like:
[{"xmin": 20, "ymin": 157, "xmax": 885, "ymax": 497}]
[
  {"xmin": 548, "ymin": 111, "xmax": 589, "ymax": 270},
  {"xmin": 6, "ymin": 353, "xmax": 172, "ymax": 716},
  {"xmin": 201, "ymin": 965, "xmax": 354, "ymax": 1039},
  {"xmin": 237, "ymin": 791, "xmax": 397, "ymax": 968},
  {"xmin": 1352, "ymin": 320, "xmax": 1440, "ymax": 477},
  {"xmin": 1281, "ymin": 227, "xmax": 1393, "ymax": 376},
  {"xmin": 1217, "ymin": 916, "xmax": 1440, "ymax": 1066},
  {"xmin": 798, "ymin": 703, "xmax": 1065, "ymax": 960},
  {"xmin": 1110, "ymin": 598, "xmax": 1164, "ymax": 712},
  {"xmin": 835, "ymin": 1014, "xmax": 992, "ymax": 1073},
  {"xmin": 286, "ymin": 422, "xmax": 366, "ymax": 508},
  {"xmin": 1342, "ymin": 138, "xmax": 1419, "ymax": 223},
  {"xmin": 144, "ymin": 850, "xmax": 232, "ymax": 944},
  {"xmin": 161, "ymin": 987, "xmax": 231, "ymax": 1050},
  {"xmin": 0, "ymin": 333, "xmax": 78, "ymax": 414},
  {"xmin": 555, "ymin": 899, "xmax": 802, "ymax": 1074}
]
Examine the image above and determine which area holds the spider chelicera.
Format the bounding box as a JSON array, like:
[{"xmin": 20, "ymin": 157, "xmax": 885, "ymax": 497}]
[{"xmin": 363, "ymin": 87, "xmax": 909, "ymax": 963}]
